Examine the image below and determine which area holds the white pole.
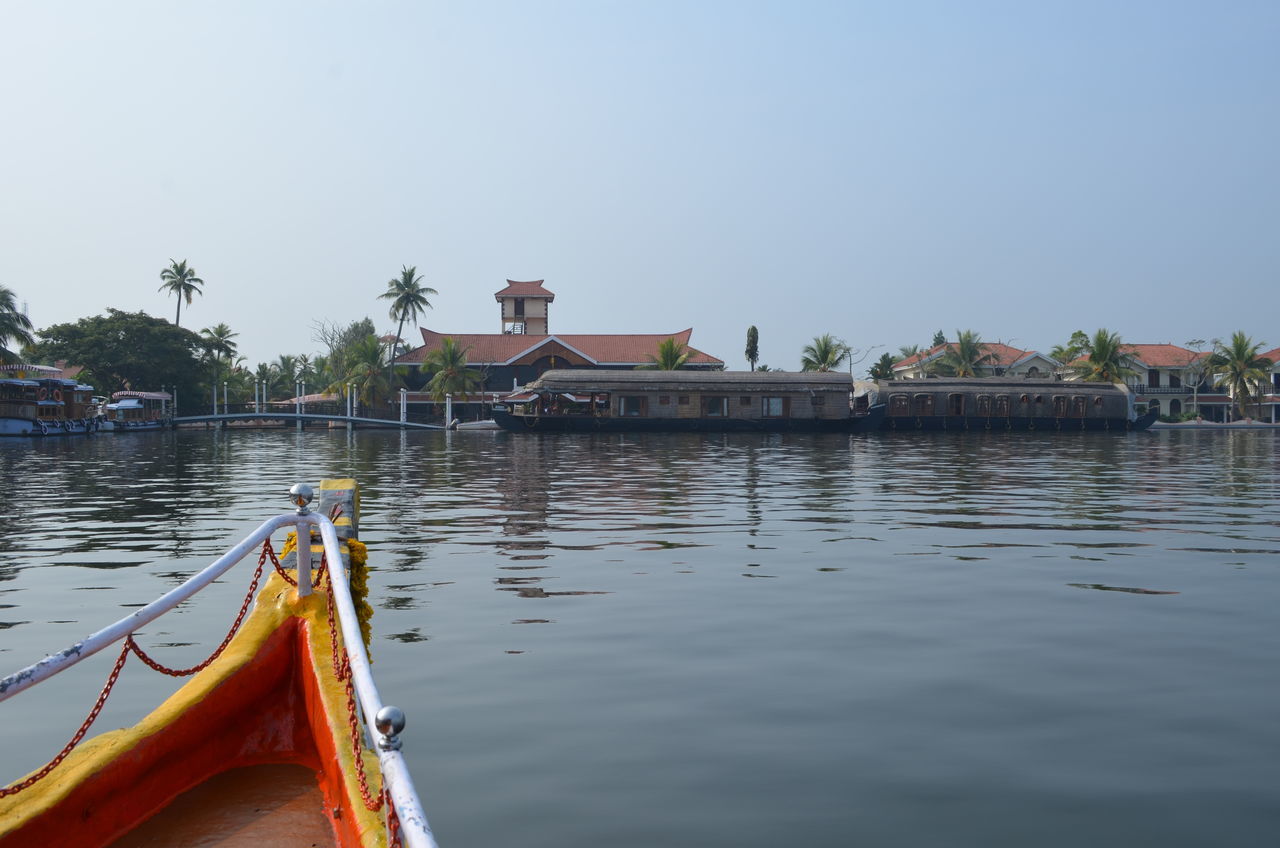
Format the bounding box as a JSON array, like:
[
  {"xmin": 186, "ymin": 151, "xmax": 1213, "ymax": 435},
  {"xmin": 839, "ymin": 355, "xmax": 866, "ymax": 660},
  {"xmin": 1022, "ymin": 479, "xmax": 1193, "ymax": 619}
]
[
  {"xmin": 400, "ymin": 387, "xmax": 407, "ymax": 425},
  {"xmin": 445, "ymin": 393, "xmax": 453, "ymax": 426},
  {"xmin": 212, "ymin": 384, "xmax": 217, "ymax": 415},
  {"xmin": 223, "ymin": 382, "xmax": 228, "ymax": 415}
]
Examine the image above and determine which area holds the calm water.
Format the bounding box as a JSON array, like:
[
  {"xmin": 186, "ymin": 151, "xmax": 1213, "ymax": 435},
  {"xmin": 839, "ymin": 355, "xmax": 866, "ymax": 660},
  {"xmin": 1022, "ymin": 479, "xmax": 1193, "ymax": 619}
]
[{"xmin": 1, "ymin": 428, "xmax": 1277, "ymax": 847}]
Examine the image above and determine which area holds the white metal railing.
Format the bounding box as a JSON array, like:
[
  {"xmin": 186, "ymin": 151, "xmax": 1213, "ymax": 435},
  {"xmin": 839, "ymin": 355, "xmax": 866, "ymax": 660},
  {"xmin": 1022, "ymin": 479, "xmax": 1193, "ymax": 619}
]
[{"xmin": 0, "ymin": 494, "xmax": 438, "ymax": 848}]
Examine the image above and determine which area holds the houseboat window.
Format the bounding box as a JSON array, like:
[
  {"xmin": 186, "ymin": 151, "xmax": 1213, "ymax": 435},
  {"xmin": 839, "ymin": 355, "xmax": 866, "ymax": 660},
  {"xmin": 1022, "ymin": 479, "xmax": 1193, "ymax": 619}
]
[
  {"xmin": 704, "ymin": 397, "xmax": 729, "ymax": 417},
  {"xmin": 739, "ymin": 396, "xmax": 752, "ymax": 407},
  {"xmin": 1094, "ymin": 396, "xmax": 1104, "ymax": 406},
  {"xmin": 658, "ymin": 396, "xmax": 671, "ymax": 405},
  {"xmin": 678, "ymin": 396, "xmax": 689, "ymax": 406},
  {"xmin": 1034, "ymin": 394, "xmax": 1044, "ymax": 404},
  {"xmin": 913, "ymin": 394, "xmax": 934, "ymax": 415},
  {"xmin": 976, "ymin": 395, "xmax": 991, "ymax": 416},
  {"xmin": 889, "ymin": 394, "xmax": 909, "ymax": 416},
  {"xmin": 1019, "ymin": 394, "xmax": 1029, "ymax": 404},
  {"xmin": 619, "ymin": 396, "xmax": 647, "ymax": 417},
  {"xmin": 1071, "ymin": 396, "xmax": 1086, "ymax": 417},
  {"xmin": 947, "ymin": 393, "xmax": 964, "ymax": 416},
  {"xmin": 762, "ymin": 397, "xmax": 789, "ymax": 417},
  {"xmin": 1052, "ymin": 396, "xmax": 1067, "ymax": 416},
  {"xmin": 995, "ymin": 395, "xmax": 1010, "ymax": 416}
]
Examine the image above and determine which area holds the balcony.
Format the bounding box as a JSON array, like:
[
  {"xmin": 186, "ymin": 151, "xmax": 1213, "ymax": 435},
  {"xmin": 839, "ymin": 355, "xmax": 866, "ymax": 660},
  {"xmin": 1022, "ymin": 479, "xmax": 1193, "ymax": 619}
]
[{"xmin": 1130, "ymin": 384, "xmax": 1214, "ymax": 395}]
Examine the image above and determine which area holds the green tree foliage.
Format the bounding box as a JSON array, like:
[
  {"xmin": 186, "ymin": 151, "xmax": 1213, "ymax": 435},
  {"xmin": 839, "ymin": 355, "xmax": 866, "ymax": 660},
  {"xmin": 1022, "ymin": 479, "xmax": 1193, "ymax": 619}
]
[
  {"xmin": 379, "ymin": 265, "xmax": 437, "ymax": 385},
  {"xmin": 642, "ymin": 337, "xmax": 692, "ymax": 370},
  {"xmin": 868, "ymin": 351, "xmax": 896, "ymax": 379},
  {"xmin": 422, "ymin": 336, "xmax": 482, "ymax": 401},
  {"xmin": 158, "ymin": 259, "xmax": 204, "ymax": 327},
  {"xmin": 1049, "ymin": 330, "xmax": 1090, "ymax": 375},
  {"xmin": 0, "ymin": 285, "xmax": 35, "ymax": 364},
  {"xmin": 1074, "ymin": 329, "xmax": 1137, "ymax": 383},
  {"xmin": 342, "ymin": 334, "xmax": 391, "ymax": 407},
  {"xmin": 800, "ymin": 334, "xmax": 847, "ymax": 372},
  {"xmin": 30, "ymin": 309, "xmax": 205, "ymax": 398},
  {"xmin": 932, "ymin": 329, "xmax": 946, "ymax": 347},
  {"xmin": 315, "ymin": 318, "xmax": 377, "ymax": 381},
  {"xmin": 745, "ymin": 326, "xmax": 759, "ymax": 371},
  {"xmin": 200, "ymin": 322, "xmax": 239, "ymax": 384},
  {"xmin": 937, "ymin": 329, "xmax": 994, "ymax": 377},
  {"xmin": 1208, "ymin": 331, "xmax": 1272, "ymax": 420}
]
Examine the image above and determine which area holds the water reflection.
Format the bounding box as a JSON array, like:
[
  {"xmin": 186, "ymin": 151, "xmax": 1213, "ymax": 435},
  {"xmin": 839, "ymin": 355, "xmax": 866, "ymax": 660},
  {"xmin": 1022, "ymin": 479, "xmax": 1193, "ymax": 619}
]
[{"xmin": 1, "ymin": 429, "xmax": 1278, "ymax": 848}]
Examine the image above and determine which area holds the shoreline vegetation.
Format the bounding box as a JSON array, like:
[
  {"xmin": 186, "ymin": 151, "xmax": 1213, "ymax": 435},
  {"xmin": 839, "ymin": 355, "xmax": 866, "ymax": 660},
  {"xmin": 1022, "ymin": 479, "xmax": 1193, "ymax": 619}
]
[{"xmin": 1, "ymin": 273, "xmax": 1275, "ymax": 425}]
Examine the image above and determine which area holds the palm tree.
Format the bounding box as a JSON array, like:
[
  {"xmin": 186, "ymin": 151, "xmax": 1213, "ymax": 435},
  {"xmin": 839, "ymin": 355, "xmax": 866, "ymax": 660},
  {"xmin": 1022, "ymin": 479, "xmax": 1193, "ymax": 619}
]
[
  {"xmin": 275, "ymin": 354, "xmax": 298, "ymax": 385},
  {"xmin": 745, "ymin": 326, "xmax": 759, "ymax": 371},
  {"xmin": 800, "ymin": 334, "xmax": 847, "ymax": 372},
  {"xmin": 1048, "ymin": 330, "xmax": 1090, "ymax": 378},
  {"xmin": 0, "ymin": 285, "xmax": 35, "ymax": 364},
  {"xmin": 1208, "ymin": 332, "xmax": 1272, "ymax": 420},
  {"xmin": 379, "ymin": 265, "xmax": 437, "ymax": 385},
  {"xmin": 642, "ymin": 337, "xmax": 692, "ymax": 370},
  {"xmin": 937, "ymin": 329, "xmax": 994, "ymax": 377},
  {"xmin": 200, "ymin": 323, "xmax": 239, "ymax": 388},
  {"xmin": 869, "ymin": 351, "xmax": 896, "ymax": 380},
  {"xmin": 158, "ymin": 259, "xmax": 204, "ymax": 326},
  {"xmin": 422, "ymin": 336, "xmax": 482, "ymax": 401},
  {"xmin": 1073, "ymin": 329, "xmax": 1137, "ymax": 383},
  {"xmin": 344, "ymin": 335, "xmax": 391, "ymax": 408}
]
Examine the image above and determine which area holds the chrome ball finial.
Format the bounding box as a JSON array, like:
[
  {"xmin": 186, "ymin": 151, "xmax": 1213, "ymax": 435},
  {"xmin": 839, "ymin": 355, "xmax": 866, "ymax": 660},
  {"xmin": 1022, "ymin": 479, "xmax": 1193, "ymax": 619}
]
[
  {"xmin": 375, "ymin": 705, "xmax": 406, "ymax": 751},
  {"xmin": 289, "ymin": 483, "xmax": 315, "ymax": 514}
]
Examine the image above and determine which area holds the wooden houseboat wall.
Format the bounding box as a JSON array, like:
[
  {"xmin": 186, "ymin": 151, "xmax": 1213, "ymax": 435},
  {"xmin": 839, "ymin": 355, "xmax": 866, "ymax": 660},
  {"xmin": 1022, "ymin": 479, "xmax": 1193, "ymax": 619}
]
[
  {"xmin": 873, "ymin": 378, "xmax": 1152, "ymax": 430},
  {"xmin": 497, "ymin": 370, "xmax": 883, "ymax": 432}
]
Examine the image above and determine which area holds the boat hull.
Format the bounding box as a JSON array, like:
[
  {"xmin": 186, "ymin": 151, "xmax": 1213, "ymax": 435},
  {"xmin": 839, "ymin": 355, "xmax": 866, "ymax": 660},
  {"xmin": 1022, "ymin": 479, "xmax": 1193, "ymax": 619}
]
[
  {"xmin": 0, "ymin": 572, "xmax": 386, "ymax": 848},
  {"xmin": 493, "ymin": 405, "xmax": 886, "ymax": 433},
  {"xmin": 0, "ymin": 416, "xmax": 99, "ymax": 437},
  {"xmin": 881, "ymin": 410, "xmax": 1159, "ymax": 432}
]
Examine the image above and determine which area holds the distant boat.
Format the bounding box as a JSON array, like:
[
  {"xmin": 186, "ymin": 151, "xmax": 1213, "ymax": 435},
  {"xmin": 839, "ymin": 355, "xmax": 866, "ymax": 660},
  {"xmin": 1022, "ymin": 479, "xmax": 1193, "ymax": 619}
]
[
  {"xmin": 494, "ymin": 369, "xmax": 886, "ymax": 433},
  {"xmin": 0, "ymin": 364, "xmax": 99, "ymax": 436},
  {"xmin": 875, "ymin": 378, "xmax": 1159, "ymax": 431}
]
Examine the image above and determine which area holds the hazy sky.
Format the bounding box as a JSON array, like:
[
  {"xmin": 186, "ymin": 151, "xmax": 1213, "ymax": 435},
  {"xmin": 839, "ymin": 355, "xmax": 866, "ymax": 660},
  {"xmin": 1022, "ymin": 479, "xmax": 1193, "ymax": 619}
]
[{"xmin": 3, "ymin": 1, "xmax": 1276, "ymax": 372}]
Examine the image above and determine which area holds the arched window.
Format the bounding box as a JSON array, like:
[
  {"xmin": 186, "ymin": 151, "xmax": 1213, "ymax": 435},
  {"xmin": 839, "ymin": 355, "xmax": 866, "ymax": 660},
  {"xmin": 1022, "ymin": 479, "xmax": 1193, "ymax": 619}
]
[{"xmin": 1169, "ymin": 399, "xmax": 1182, "ymax": 416}]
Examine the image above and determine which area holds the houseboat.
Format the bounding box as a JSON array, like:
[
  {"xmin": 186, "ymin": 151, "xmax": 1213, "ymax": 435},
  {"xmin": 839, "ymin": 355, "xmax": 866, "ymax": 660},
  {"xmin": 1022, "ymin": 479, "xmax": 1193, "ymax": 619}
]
[
  {"xmin": 873, "ymin": 378, "xmax": 1158, "ymax": 431},
  {"xmin": 101, "ymin": 390, "xmax": 172, "ymax": 431},
  {"xmin": 0, "ymin": 365, "xmax": 99, "ymax": 436},
  {"xmin": 494, "ymin": 369, "xmax": 886, "ymax": 432}
]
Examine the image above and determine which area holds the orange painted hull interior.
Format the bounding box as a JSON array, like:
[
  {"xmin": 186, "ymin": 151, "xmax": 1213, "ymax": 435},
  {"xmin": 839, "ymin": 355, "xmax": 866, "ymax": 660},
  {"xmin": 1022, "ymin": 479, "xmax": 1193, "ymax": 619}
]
[{"xmin": 0, "ymin": 579, "xmax": 386, "ymax": 848}]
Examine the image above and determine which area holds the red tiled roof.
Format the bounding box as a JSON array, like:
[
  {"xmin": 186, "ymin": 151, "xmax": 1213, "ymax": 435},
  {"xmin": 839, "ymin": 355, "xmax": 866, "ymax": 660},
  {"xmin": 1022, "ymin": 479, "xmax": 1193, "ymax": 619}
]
[
  {"xmin": 494, "ymin": 280, "xmax": 555, "ymax": 300},
  {"xmin": 1119, "ymin": 344, "xmax": 1205, "ymax": 368},
  {"xmin": 397, "ymin": 328, "xmax": 722, "ymax": 367},
  {"xmin": 1260, "ymin": 347, "xmax": 1280, "ymax": 365}
]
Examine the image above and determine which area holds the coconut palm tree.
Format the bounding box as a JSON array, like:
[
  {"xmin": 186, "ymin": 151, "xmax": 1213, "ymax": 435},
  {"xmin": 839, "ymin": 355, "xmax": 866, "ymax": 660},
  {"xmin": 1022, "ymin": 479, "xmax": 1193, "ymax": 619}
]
[
  {"xmin": 800, "ymin": 334, "xmax": 847, "ymax": 372},
  {"xmin": 0, "ymin": 285, "xmax": 35, "ymax": 364},
  {"xmin": 158, "ymin": 259, "xmax": 204, "ymax": 327},
  {"xmin": 1208, "ymin": 332, "xmax": 1272, "ymax": 420},
  {"xmin": 1074, "ymin": 329, "xmax": 1137, "ymax": 383},
  {"xmin": 1049, "ymin": 330, "xmax": 1090, "ymax": 378},
  {"xmin": 937, "ymin": 329, "xmax": 994, "ymax": 377},
  {"xmin": 200, "ymin": 323, "xmax": 239, "ymax": 388},
  {"xmin": 869, "ymin": 351, "xmax": 896, "ymax": 380},
  {"xmin": 642, "ymin": 337, "xmax": 692, "ymax": 370},
  {"xmin": 343, "ymin": 335, "xmax": 391, "ymax": 409},
  {"xmin": 422, "ymin": 336, "xmax": 482, "ymax": 401},
  {"xmin": 379, "ymin": 265, "xmax": 437, "ymax": 385}
]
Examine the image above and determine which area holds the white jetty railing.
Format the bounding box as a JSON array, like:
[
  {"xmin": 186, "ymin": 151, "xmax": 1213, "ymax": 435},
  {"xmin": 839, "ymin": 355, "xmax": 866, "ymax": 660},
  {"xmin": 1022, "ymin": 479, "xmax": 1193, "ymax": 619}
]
[{"xmin": 0, "ymin": 484, "xmax": 438, "ymax": 848}]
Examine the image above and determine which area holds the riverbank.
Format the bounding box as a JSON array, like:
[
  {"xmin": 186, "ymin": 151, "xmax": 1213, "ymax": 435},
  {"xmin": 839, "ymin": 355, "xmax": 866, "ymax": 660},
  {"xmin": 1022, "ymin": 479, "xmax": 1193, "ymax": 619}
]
[{"xmin": 1150, "ymin": 420, "xmax": 1279, "ymax": 430}]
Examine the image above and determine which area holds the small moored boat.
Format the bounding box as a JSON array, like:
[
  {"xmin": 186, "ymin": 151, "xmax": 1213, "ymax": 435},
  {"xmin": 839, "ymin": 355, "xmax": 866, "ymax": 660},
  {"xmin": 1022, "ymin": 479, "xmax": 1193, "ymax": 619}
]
[
  {"xmin": 494, "ymin": 369, "xmax": 886, "ymax": 433},
  {"xmin": 0, "ymin": 479, "xmax": 438, "ymax": 848},
  {"xmin": 101, "ymin": 390, "xmax": 172, "ymax": 431}
]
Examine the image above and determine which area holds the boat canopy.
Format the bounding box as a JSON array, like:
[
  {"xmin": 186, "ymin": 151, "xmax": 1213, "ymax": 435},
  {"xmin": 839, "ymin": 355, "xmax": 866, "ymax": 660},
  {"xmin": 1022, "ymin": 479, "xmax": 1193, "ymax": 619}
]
[
  {"xmin": 111, "ymin": 391, "xmax": 172, "ymax": 401},
  {"xmin": 0, "ymin": 379, "xmax": 40, "ymax": 387}
]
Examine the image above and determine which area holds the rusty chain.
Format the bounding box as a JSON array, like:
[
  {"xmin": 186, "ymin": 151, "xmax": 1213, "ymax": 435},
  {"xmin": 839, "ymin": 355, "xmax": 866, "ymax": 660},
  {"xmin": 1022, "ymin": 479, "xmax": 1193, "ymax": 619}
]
[
  {"xmin": 0, "ymin": 639, "xmax": 130, "ymax": 798},
  {"xmin": 2, "ymin": 538, "xmax": 276, "ymax": 797}
]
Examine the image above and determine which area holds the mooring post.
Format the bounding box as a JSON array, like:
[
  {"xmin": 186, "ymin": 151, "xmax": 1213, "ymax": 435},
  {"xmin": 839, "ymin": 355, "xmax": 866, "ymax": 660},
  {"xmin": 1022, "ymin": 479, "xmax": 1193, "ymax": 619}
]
[{"xmin": 400, "ymin": 388, "xmax": 407, "ymax": 426}]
